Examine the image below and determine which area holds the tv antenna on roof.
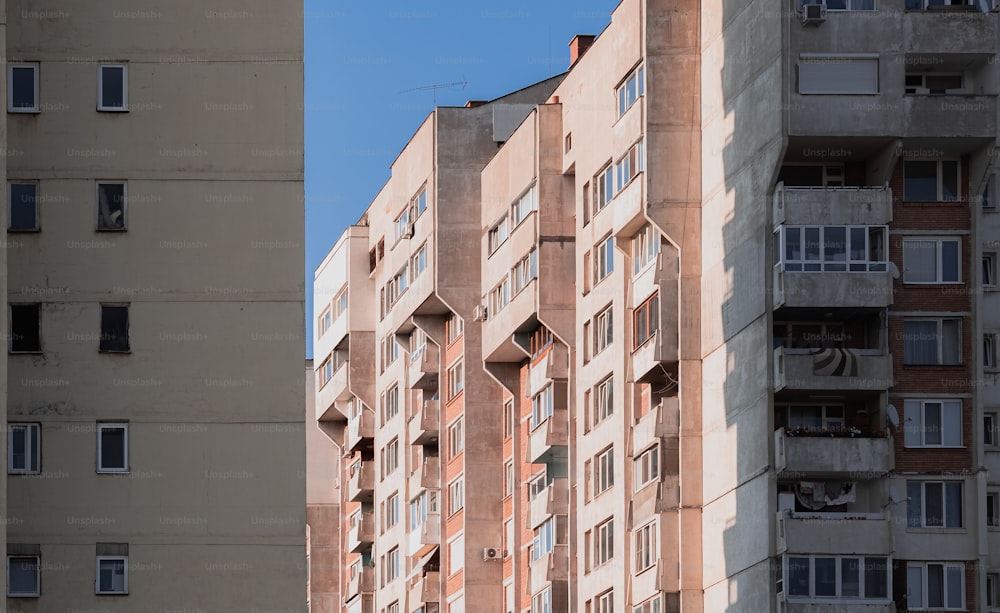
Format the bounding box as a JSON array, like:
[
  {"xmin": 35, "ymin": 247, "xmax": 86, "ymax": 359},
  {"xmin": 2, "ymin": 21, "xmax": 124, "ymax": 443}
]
[{"xmin": 398, "ymin": 78, "xmax": 468, "ymax": 106}]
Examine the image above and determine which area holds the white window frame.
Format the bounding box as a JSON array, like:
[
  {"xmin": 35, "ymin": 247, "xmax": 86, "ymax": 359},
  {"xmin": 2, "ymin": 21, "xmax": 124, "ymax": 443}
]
[
  {"xmin": 632, "ymin": 224, "xmax": 661, "ymax": 276},
  {"xmin": 903, "ymin": 399, "xmax": 963, "ymax": 447},
  {"xmin": 985, "ymin": 252, "xmax": 998, "ymax": 288},
  {"xmin": 615, "ymin": 140, "xmax": 645, "ymax": 193},
  {"xmin": 594, "ymin": 306, "xmax": 613, "ymax": 355},
  {"xmin": 490, "ymin": 275, "xmax": 511, "ymax": 315},
  {"xmin": 95, "ymin": 181, "xmax": 127, "ymax": 232},
  {"xmin": 8, "ymin": 63, "xmax": 39, "ymax": 113},
  {"xmin": 777, "ymin": 225, "xmax": 888, "ymax": 272},
  {"xmin": 511, "ymin": 185, "xmax": 537, "ymax": 227},
  {"xmin": 383, "ymin": 384, "xmax": 400, "ymax": 422},
  {"xmin": 903, "ymin": 238, "xmax": 962, "ymax": 284},
  {"xmin": 987, "ymin": 572, "xmax": 999, "ymax": 610},
  {"xmin": 633, "ymin": 444, "xmax": 659, "ymax": 491},
  {"xmin": 448, "ymin": 416, "xmax": 464, "ymax": 458},
  {"xmin": 8, "ymin": 423, "xmax": 41, "ymax": 474},
  {"xmin": 906, "ymin": 480, "xmax": 963, "ymax": 528},
  {"xmin": 385, "ymin": 547, "xmax": 400, "ymax": 583},
  {"xmin": 97, "ymin": 422, "xmax": 129, "ymax": 473},
  {"xmin": 511, "ymin": 248, "xmax": 538, "ymax": 295},
  {"xmin": 532, "ymin": 518, "xmax": 555, "ymax": 561},
  {"xmin": 634, "ymin": 293, "xmax": 659, "ymax": 350},
  {"xmin": 504, "ymin": 460, "xmax": 514, "ymax": 497},
  {"xmin": 594, "ymin": 447, "xmax": 614, "ymax": 496},
  {"xmin": 906, "ymin": 562, "xmax": 965, "ymax": 610},
  {"xmin": 410, "ymin": 243, "xmax": 427, "ymax": 281},
  {"xmin": 447, "ymin": 359, "xmax": 464, "ymax": 400},
  {"xmin": 95, "ymin": 555, "xmax": 128, "ymax": 594},
  {"xmin": 634, "ymin": 520, "xmax": 657, "ymax": 573},
  {"xmin": 488, "ymin": 215, "xmax": 510, "ymax": 255},
  {"xmin": 595, "ymin": 236, "xmax": 615, "ymax": 283},
  {"xmin": 385, "ymin": 491, "xmax": 400, "ymax": 529},
  {"xmin": 633, "ymin": 595, "xmax": 663, "ymax": 613},
  {"xmin": 903, "ymin": 318, "xmax": 962, "ymax": 366},
  {"xmin": 594, "ymin": 517, "xmax": 614, "ymax": 567},
  {"xmin": 383, "ymin": 437, "xmax": 399, "ymax": 477},
  {"xmin": 594, "ymin": 376, "xmax": 613, "ymax": 426},
  {"xmin": 594, "ymin": 164, "xmax": 614, "ymax": 214},
  {"xmin": 7, "ymin": 555, "xmax": 39, "ymax": 597},
  {"xmin": 616, "ymin": 63, "xmax": 645, "ymax": 117},
  {"xmin": 530, "ymin": 385, "xmax": 554, "ymax": 431},
  {"xmin": 597, "ymin": 590, "xmax": 614, "ymax": 613},
  {"xmin": 904, "ymin": 159, "xmax": 962, "ymax": 202},
  {"xmin": 393, "ymin": 207, "xmax": 410, "ymax": 242},
  {"xmin": 785, "ymin": 554, "xmax": 890, "ymax": 602},
  {"xmin": 97, "ymin": 64, "xmax": 128, "ymax": 112},
  {"xmin": 447, "ymin": 314, "xmax": 464, "ymax": 344},
  {"xmin": 531, "ymin": 587, "xmax": 553, "ymax": 613},
  {"xmin": 448, "ymin": 476, "xmax": 465, "ymax": 516}
]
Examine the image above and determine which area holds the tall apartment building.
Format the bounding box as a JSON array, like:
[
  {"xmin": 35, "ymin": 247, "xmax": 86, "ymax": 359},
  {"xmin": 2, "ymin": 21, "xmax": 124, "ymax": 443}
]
[
  {"xmin": 313, "ymin": 0, "xmax": 1000, "ymax": 611},
  {"xmin": 5, "ymin": 2, "xmax": 306, "ymax": 610}
]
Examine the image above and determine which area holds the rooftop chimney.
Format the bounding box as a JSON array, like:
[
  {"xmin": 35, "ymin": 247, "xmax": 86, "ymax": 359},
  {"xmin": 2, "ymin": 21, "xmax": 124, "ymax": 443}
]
[
  {"xmin": 465, "ymin": 100, "xmax": 488, "ymax": 108},
  {"xmin": 569, "ymin": 35, "xmax": 596, "ymax": 68}
]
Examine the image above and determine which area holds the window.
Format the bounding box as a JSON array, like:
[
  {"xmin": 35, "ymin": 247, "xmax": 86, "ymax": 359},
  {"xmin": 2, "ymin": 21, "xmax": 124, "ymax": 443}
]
[
  {"xmin": 532, "ymin": 518, "xmax": 555, "ymax": 561},
  {"xmin": 385, "ymin": 267, "xmax": 408, "ymax": 308},
  {"xmin": 786, "ymin": 555, "xmax": 889, "ymax": 600},
  {"xmin": 903, "ymin": 319, "xmax": 961, "ymax": 365},
  {"xmin": 394, "ymin": 207, "xmax": 411, "ymax": 242},
  {"xmin": 907, "ymin": 480, "xmax": 963, "ymax": 528},
  {"xmin": 530, "ymin": 326, "xmax": 554, "ymax": 359},
  {"xmin": 988, "ymin": 491, "xmax": 1000, "ymax": 527},
  {"xmin": 595, "ymin": 236, "xmax": 615, "ymax": 283},
  {"xmin": 597, "ymin": 590, "xmax": 614, "ymax": 613},
  {"xmin": 96, "ymin": 182, "xmax": 126, "ymax": 231},
  {"xmin": 594, "ymin": 376, "xmax": 614, "ymax": 425},
  {"xmin": 383, "ymin": 385, "xmax": 400, "ymax": 423},
  {"xmin": 382, "ymin": 438, "xmax": 399, "ymax": 478},
  {"xmin": 100, "ymin": 304, "xmax": 130, "ymax": 352},
  {"xmin": 384, "ymin": 547, "xmax": 400, "ymax": 583},
  {"xmin": 531, "ymin": 588, "xmax": 552, "ymax": 613},
  {"xmin": 988, "ymin": 573, "xmax": 999, "ymax": 611},
  {"xmin": 408, "ymin": 489, "xmax": 438, "ymax": 530},
  {"xmin": 986, "ymin": 333, "xmax": 999, "ymax": 370},
  {"xmin": 410, "ymin": 243, "xmax": 428, "ymax": 280},
  {"xmin": 96, "ymin": 556, "xmax": 127, "ymax": 594},
  {"xmin": 905, "ymin": 73, "xmax": 963, "ymax": 95},
  {"xmin": 511, "ymin": 249, "xmax": 538, "ymax": 294},
  {"xmin": 633, "ymin": 444, "xmax": 659, "ymax": 491},
  {"xmin": 777, "ymin": 225, "xmax": 887, "ymax": 272},
  {"xmin": 906, "ymin": 562, "xmax": 964, "ymax": 610},
  {"xmin": 503, "ymin": 399, "xmax": 514, "ymax": 439},
  {"xmin": 381, "ymin": 334, "xmax": 399, "ymax": 371},
  {"xmin": 633, "ymin": 596, "xmax": 662, "ymax": 613},
  {"xmin": 594, "ymin": 447, "xmax": 614, "ymax": 495},
  {"xmin": 8, "ymin": 423, "xmax": 41, "ymax": 474},
  {"xmin": 504, "ymin": 460, "xmax": 514, "ymax": 497},
  {"xmin": 904, "ymin": 160, "xmax": 961, "ymax": 202},
  {"xmin": 986, "ymin": 412, "xmax": 999, "ymax": 447},
  {"xmin": 317, "ymin": 356, "xmax": 333, "ymax": 387},
  {"xmin": 594, "ymin": 306, "xmax": 613, "ymax": 355},
  {"xmin": 408, "ymin": 329, "xmax": 426, "ymax": 363},
  {"xmin": 594, "ymin": 164, "xmax": 614, "ymax": 214},
  {"xmin": 617, "ymin": 63, "xmax": 645, "ymax": 117},
  {"xmin": 985, "ymin": 253, "xmax": 997, "ymax": 287},
  {"xmin": 783, "ymin": 404, "xmax": 845, "ymax": 430},
  {"xmin": 798, "ymin": 55, "xmax": 879, "ymax": 94},
  {"xmin": 634, "ymin": 294, "xmax": 659, "ymax": 349},
  {"xmin": 447, "ymin": 314, "xmax": 464, "ymax": 344},
  {"xmin": 9, "ymin": 183, "xmax": 38, "ymax": 231},
  {"xmin": 812, "ymin": 0, "xmax": 875, "ymax": 8},
  {"xmin": 448, "ymin": 534, "xmax": 464, "ymax": 575},
  {"xmin": 334, "ymin": 289, "xmax": 348, "ymax": 320},
  {"xmin": 8, "ymin": 63, "xmax": 39, "ymax": 113},
  {"xmin": 615, "ymin": 140, "xmax": 645, "ymax": 192},
  {"xmin": 98, "ymin": 64, "xmax": 128, "ymax": 111},
  {"xmin": 530, "ymin": 385, "xmax": 554, "ymax": 430},
  {"xmin": 490, "ymin": 276, "xmax": 511, "ymax": 315},
  {"xmin": 448, "ymin": 477, "xmax": 464, "ymax": 516},
  {"xmin": 448, "ymin": 417, "xmax": 464, "ymax": 458},
  {"xmin": 385, "ymin": 492, "xmax": 400, "ymax": 530},
  {"xmin": 903, "ymin": 399, "xmax": 962, "ymax": 447},
  {"xmin": 529, "ymin": 471, "xmax": 553, "ymax": 500},
  {"xmin": 595, "ymin": 518, "xmax": 614, "ymax": 566},
  {"xmin": 413, "ymin": 188, "xmax": 427, "ymax": 218},
  {"xmin": 504, "ymin": 520, "xmax": 514, "ymax": 559},
  {"xmin": 511, "ymin": 185, "xmax": 537, "ymax": 226},
  {"xmin": 633, "ymin": 225, "xmax": 661, "ymax": 275},
  {"xmin": 488, "ymin": 216, "xmax": 510, "ymax": 254},
  {"xmin": 10, "ymin": 304, "xmax": 41, "ymax": 353},
  {"xmin": 318, "ymin": 306, "xmax": 332, "ymax": 338},
  {"xmin": 97, "ymin": 423, "xmax": 128, "ymax": 473},
  {"xmin": 7, "ymin": 555, "xmax": 39, "ymax": 597},
  {"xmin": 903, "ymin": 238, "xmax": 961, "ymax": 283},
  {"xmin": 634, "ymin": 521, "xmax": 657, "ymax": 572},
  {"xmin": 387, "ymin": 602, "xmax": 400, "ymax": 613},
  {"xmin": 448, "ymin": 360, "xmax": 464, "ymax": 400}
]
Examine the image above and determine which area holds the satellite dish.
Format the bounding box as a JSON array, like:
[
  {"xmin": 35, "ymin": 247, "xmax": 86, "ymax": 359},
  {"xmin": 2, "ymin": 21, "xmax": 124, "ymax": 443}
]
[
  {"xmin": 886, "ymin": 403, "xmax": 900, "ymax": 430},
  {"xmin": 888, "ymin": 261, "xmax": 901, "ymax": 280}
]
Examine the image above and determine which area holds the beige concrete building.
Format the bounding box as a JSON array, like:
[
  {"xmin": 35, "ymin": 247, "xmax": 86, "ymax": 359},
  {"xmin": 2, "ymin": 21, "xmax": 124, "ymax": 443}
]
[
  {"xmin": 314, "ymin": 0, "xmax": 1000, "ymax": 610},
  {"xmin": 5, "ymin": 1, "xmax": 306, "ymax": 610}
]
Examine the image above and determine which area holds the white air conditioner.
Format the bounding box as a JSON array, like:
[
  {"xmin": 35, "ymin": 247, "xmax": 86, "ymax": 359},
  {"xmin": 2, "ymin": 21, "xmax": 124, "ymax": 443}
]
[
  {"xmin": 473, "ymin": 305, "xmax": 488, "ymax": 322},
  {"xmin": 802, "ymin": 1, "xmax": 827, "ymax": 23},
  {"xmin": 482, "ymin": 547, "xmax": 504, "ymax": 561}
]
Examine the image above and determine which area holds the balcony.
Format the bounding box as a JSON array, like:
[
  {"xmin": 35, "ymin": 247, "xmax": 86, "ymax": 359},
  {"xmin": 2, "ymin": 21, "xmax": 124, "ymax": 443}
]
[
  {"xmin": 632, "ymin": 476, "xmax": 681, "ymax": 520},
  {"xmin": 347, "ymin": 513, "xmax": 374, "ymax": 553},
  {"xmin": 316, "ymin": 364, "xmax": 350, "ymax": 422},
  {"xmin": 777, "ymin": 512, "xmax": 891, "ymax": 556},
  {"xmin": 780, "ymin": 598, "xmax": 891, "ymax": 613},
  {"xmin": 526, "ymin": 410, "xmax": 568, "ymax": 464},
  {"xmin": 527, "ymin": 478, "xmax": 568, "ymax": 529},
  {"xmin": 632, "ymin": 560, "xmax": 677, "ymax": 607},
  {"xmin": 529, "ymin": 543, "xmax": 569, "ymax": 588},
  {"xmin": 774, "ymin": 428, "xmax": 893, "ymax": 478},
  {"xmin": 632, "ymin": 397, "xmax": 680, "ymax": 456},
  {"xmin": 410, "ymin": 570, "xmax": 440, "ymax": 604},
  {"xmin": 632, "ymin": 328, "xmax": 679, "ymax": 385},
  {"xmin": 345, "ymin": 410, "xmax": 375, "ymax": 453},
  {"xmin": 345, "ymin": 594, "xmax": 374, "ymax": 613},
  {"xmin": 527, "ymin": 344, "xmax": 569, "ymax": 396},
  {"xmin": 611, "ymin": 173, "xmax": 645, "ymax": 239},
  {"xmin": 408, "ymin": 513, "xmax": 441, "ymax": 558},
  {"xmin": 773, "ymin": 185, "xmax": 892, "ymax": 228},
  {"xmin": 905, "ymin": 10, "xmax": 998, "ymax": 55},
  {"xmin": 347, "ymin": 462, "xmax": 375, "ymax": 503},
  {"xmin": 409, "ymin": 343, "xmax": 439, "ymax": 390},
  {"xmin": 408, "ymin": 399, "xmax": 440, "ymax": 446},
  {"xmin": 345, "ymin": 567, "xmax": 374, "ymax": 600},
  {"xmin": 773, "ymin": 347, "xmax": 893, "ymax": 392},
  {"xmin": 774, "ymin": 267, "xmax": 894, "ymax": 309},
  {"xmin": 904, "ymin": 94, "xmax": 997, "ymax": 139}
]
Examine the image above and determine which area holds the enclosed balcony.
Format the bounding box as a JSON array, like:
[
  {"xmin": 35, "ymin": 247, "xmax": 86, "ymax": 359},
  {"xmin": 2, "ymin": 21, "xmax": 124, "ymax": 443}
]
[
  {"xmin": 773, "ymin": 183, "xmax": 892, "ymax": 228},
  {"xmin": 527, "ymin": 477, "xmax": 568, "ymax": 529},
  {"xmin": 777, "ymin": 511, "xmax": 891, "ymax": 556},
  {"xmin": 773, "ymin": 347, "xmax": 893, "ymax": 392},
  {"xmin": 410, "ymin": 570, "xmax": 440, "ymax": 604},
  {"xmin": 347, "ymin": 461, "xmax": 374, "ymax": 503},
  {"xmin": 780, "ymin": 597, "xmax": 891, "ymax": 613},
  {"xmin": 774, "ymin": 428, "xmax": 893, "ymax": 478},
  {"xmin": 611, "ymin": 171, "xmax": 645, "ymax": 239},
  {"xmin": 633, "ymin": 476, "xmax": 681, "ymax": 521},
  {"xmin": 526, "ymin": 409, "xmax": 568, "ymax": 464},
  {"xmin": 408, "ymin": 513, "xmax": 441, "ymax": 558},
  {"xmin": 345, "ymin": 410, "xmax": 375, "ymax": 453},
  {"xmin": 529, "ymin": 543, "xmax": 569, "ymax": 588},
  {"xmin": 408, "ymin": 398, "xmax": 439, "ymax": 446},
  {"xmin": 344, "ymin": 567, "xmax": 374, "ymax": 600},
  {"xmin": 347, "ymin": 512, "xmax": 374, "ymax": 553},
  {"xmin": 904, "ymin": 94, "xmax": 996, "ymax": 138},
  {"xmin": 527, "ymin": 343, "xmax": 569, "ymax": 397},
  {"xmin": 408, "ymin": 343, "xmax": 440, "ymax": 390},
  {"xmin": 632, "ymin": 397, "xmax": 680, "ymax": 455}
]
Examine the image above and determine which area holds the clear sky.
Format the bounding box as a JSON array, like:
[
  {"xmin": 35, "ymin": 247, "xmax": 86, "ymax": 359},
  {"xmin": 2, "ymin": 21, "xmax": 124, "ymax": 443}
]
[{"xmin": 303, "ymin": 0, "xmax": 617, "ymax": 357}]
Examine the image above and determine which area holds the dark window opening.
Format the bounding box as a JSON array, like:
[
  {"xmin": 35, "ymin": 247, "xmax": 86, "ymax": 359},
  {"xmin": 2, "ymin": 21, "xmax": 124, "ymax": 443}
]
[
  {"xmin": 100, "ymin": 305, "xmax": 129, "ymax": 352},
  {"xmin": 10, "ymin": 304, "xmax": 40, "ymax": 353}
]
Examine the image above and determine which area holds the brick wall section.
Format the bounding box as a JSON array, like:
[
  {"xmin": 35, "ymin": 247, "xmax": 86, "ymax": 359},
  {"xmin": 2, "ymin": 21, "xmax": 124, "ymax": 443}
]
[{"xmin": 445, "ymin": 335, "xmax": 465, "ymax": 598}]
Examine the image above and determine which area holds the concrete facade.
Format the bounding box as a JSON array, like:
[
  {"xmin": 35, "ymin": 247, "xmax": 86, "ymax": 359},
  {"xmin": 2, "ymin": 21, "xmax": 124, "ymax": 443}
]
[
  {"xmin": 314, "ymin": 0, "xmax": 1000, "ymax": 611},
  {"xmin": 5, "ymin": 2, "xmax": 305, "ymax": 611}
]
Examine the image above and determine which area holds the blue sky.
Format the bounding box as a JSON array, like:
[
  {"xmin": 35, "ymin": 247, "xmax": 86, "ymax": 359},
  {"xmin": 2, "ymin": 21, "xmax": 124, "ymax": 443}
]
[{"xmin": 303, "ymin": 1, "xmax": 617, "ymax": 357}]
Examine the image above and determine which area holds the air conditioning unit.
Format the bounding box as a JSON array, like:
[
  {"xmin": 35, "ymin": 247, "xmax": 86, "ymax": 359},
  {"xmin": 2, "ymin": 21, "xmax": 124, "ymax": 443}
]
[
  {"xmin": 802, "ymin": 1, "xmax": 827, "ymax": 23},
  {"xmin": 473, "ymin": 305, "xmax": 488, "ymax": 322},
  {"xmin": 482, "ymin": 547, "xmax": 505, "ymax": 561}
]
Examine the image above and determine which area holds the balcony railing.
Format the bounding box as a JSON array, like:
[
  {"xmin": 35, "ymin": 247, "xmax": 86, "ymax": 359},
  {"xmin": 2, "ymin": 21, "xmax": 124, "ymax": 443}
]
[
  {"xmin": 777, "ymin": 511, "xmax": 891, "ymax": 556},
  {"xmin": 529, "ymin": 543, "xmax": 569, "ymax": 589},
  {"xmin": 409, "ymin": 343, "xmax": 439, "ymax": 390},
  {"xmin": 410, "ymin": 570, "xmax": 440, "ymax": 604},
  {"xmin": 772, "ymin": 184, "xmax": 892, "ymax": 227},
  {"xmin": 345, "ymin": 411, "xmax": 375, "ymax": 452},
  {"xmin": 347, "ymin": 512, "xmax": 374, "ymax": 553},
  {"xmin": 631, "ymin": 397, "xmax": 680, "ymax": 456},
  {"xmin": 773, "ymin": 347, "xmax": 893, "ymax": 392},
  {"xmin": 526, "ymin": 410, "xmax": 568, "ymax": 464},
  {"xmin": 345, "ymin": 567, "xmax": 374, "ymax": 600},
  {"xmin": 408, "ymin": 512, "xmax": 441, "ymax": 558},
  {"xmin": 347, "ymin": 461, "xmax": 375, "ymax": 502},
  {"xmin": 408, "ymin": 398, "xmax": 439, "ymax": 446},
  {"xmin": 527, "ymin": 477, "xmax": 568, "ymax": 529},
  {"xmin": 774, "ymin": 428, "xmax": 893, "ymax": 477}
]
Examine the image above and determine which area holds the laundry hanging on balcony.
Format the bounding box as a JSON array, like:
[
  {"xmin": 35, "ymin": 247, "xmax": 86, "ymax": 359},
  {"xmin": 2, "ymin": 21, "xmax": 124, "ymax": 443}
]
[
  {"xmin": 795, "ymin": 481, "xmax": 857, "ymax": 510},
  {"xmin": 811, "ymin": 347, "xmax": 859, "ymax": 376}
]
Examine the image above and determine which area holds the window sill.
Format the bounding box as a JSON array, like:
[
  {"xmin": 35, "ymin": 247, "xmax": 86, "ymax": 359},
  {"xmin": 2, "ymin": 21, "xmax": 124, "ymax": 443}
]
[
  {"xmin": 97, "ymin": 469, "xmax": 130, "ymax": 474},
  {"xmin": 902, "ymin": 445, "xmax": 966, "ymax": 449},
  {"xmin": 8, "ymin": 109, "xmax": 40, "ymax": 115},
  {"xmin": 634, "ymin": 479, "xmax": 657, "ymax": 495},
  {"xmin": 7, "ymin": 228, "xmax": 40, "ymax": 233},
  {"xmin": 98, "ymin": 349, "xmax": 132, "ymax": 354},
  {"xmin": 9, "ymin": 350, "xmax": 43, "ymax": 355},
  {"xmin": 97, "ymin": 108, "xmax": 130, "ymax": 113},
  {"xmin": 905, "ymin": 527, "xmax": 967, "ymax": 533},
  {"xmin": 902, "ymin": 281, "xmax": 964, "ymax": 286},
  {"xmin": 8, "ymin": 471, "xmax": 41, "ymax": 476},
  {"xmin": 95, "ymin": 228, "xmax": 128, "ymax": 233}
]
